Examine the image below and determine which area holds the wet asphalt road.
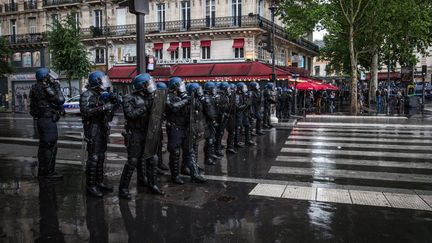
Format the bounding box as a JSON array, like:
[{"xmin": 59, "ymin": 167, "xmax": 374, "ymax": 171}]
[{"xmin": 1, "ymin": 112, "xmax": 432, "ymax": 242}]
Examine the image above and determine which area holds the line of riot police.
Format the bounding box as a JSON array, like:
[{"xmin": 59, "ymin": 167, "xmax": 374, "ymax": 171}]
[{"xmin": 30, "ymin": 67, "xmax": 285, "ymax": 200}]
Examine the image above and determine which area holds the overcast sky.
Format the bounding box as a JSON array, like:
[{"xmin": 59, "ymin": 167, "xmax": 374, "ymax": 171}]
[{"xmin": 313, "ymin": 29, "xmax": 327, "ymax": 41}]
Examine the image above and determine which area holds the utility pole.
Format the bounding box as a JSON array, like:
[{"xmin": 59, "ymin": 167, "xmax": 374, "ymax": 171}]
[
  {"xmin": 422, "ymin": 65, "xmax": 427, "ymax": 112},
  {"xmin": 387, "ymin": 55, "xmax": 390, "ymax": 115},
  {"xmin": 129, "ymin": 0, "xmax": 149, "ymax": 74},
  {"xmin": 103, "ymin": 0, "xmax": 109, "ymax": 72},
  {"xmin": 269, "ymin": 3, "xmax": 276, "ymax": 84}
]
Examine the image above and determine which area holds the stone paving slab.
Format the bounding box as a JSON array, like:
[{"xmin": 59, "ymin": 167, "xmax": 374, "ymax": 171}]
[
  {"xmin": 281, "ymin": 186, "xmax": 316, "ymax": 201},
  {"xmin": 350, "ymin": 190, "xmax": 391, "ymax": 207},
  {"xmin": 248, "ymin": 183, "xmax": 287, "ymax": 198},
  {"xmin": 316, "ymin": 188, "xmax": 352, "ymax": 204},
  {"xmin": 384, "ymin": 193, "xmax": 432, "ymax": 211}
]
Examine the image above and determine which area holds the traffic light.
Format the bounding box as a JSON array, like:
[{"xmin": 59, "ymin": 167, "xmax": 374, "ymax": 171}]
[
  {"xmin": 129, "ymin": 0, "xmax": 149, "ymax": 14},
  {"xmin": 260, "ymin": 32, "xmax": 272, "ymax": 53}
]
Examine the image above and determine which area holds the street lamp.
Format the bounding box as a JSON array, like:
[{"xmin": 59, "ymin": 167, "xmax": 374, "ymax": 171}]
[
  {"xmin": 292, "ymin": 73, "xmax": 299, "ymax": 114},
  {"xmin": 269, "ymin": 3, "xmax": 276, "ymax": 84}
]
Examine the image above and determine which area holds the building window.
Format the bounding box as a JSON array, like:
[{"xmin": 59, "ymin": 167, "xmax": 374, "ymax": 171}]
[
  {"xmin": 279, "ymin": 49, "xmax": 286, "ymax": 65},
  {"xmin": 10, "ymin": 19, "xmax": 16, "ymax": 36},
  {"xmin": 157, "ymin": 4, "xmax": 166, "ymax": 31},
  {"xmin": 73, "ymin": 12, "xmax": 80, "ymax": 29},
  {"xmin": 234, "ymin": 48, "xmax": 244, "ymax": 59},
  {"xmin": 51, "ymin": 14, "xmax": 58, "ymax": 26},
  {"xmin": 205, "ymin": 0, "xmax": 215, "ymax": 27},
  {"xmin": 182, "ymin": 47, "xmax": 190, "ymax": 59},
  {"xmin": 181, "ymin": 1, "xmax": 191, "ymax": 30},
  {"xmin": 28, "ymin": 17, "xmax": 37, "ymax": 33},
  {"xmin": 257, "ymin": 0, "xmax": 264, "ymax": 16},
  {"xmin": 258, "ymin": 42, "xmax": 264, "ymax": 60},
  {"xmin": 0, "ymin": 21, "xmax": 2, "ymax": 36},
  {"xmin": 22, "ymin": 52, "xmax": 32, "ymax": 67},
  {"xmin": 171, "ymin": 49, "xmax": 179, "ymax": 60},
  {"xmin": 94, "ymin": 10, "xmax": 103, "ymax": 28},
  {"xmin": 155, "ymin": 49, "xmax": 163, "ymax": 60},
  {"xmin": 95, "ymin": 48, "xmax": 105, "ymax": 63},
  {"xmin": 232, "ymin": 0, "xmax": 242, "ymax": 26},
  {"xmin": 32, "ymin": 51, "xmax": 41, "ymax": 67},
  {"xmin": 201, "ymin": 46, "xmax": 211, "ymax": 59},
  {"xmin": 314, "ymin": 65, "xmax": 320, "ymax": 76}
]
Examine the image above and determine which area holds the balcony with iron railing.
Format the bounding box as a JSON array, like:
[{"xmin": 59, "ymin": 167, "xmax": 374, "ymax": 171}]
[
  {"xmin": 4, "ymin": 3, "xmax": 18, "ymax": 12},
  {"xmin": 79, "ymin": 15, "xmax": 319, "ymax": 53},
  {"xmin": 43, "ymin": 0, "xmax": 79, "ymax": 7},
  {"xmin": 24, "ymin": 1, "xmax": 37, "ymax": 10},
  {"xmin": 6, "ymin": 33, "xmax": 46, "ymax": 45}
]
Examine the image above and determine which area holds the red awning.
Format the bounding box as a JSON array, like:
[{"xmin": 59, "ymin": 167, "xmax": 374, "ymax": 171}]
[
  {"xmin": 200, "ymin": 40, "xmax": 211, "ymax": 47},
  {"xmin": 181, "ymin": 41, "xmax": 191, "ymax": 48},
  {"xmin": 153, "ymin": 43, "xmax": 163, "ymax": 50},
  {"xmin": 167, "ymin": 42, "xmax": 179, "ymax": 52},
  {"xmin": 232, "ymin": 39, "xmax": 244, "ymax": 48},
  {"xmin": 107, "ymin": 66, "xmax": 136, "ymax": 83}
]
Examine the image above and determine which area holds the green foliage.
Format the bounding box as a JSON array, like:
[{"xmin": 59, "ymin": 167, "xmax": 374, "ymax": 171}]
[
  {"xmin": 0, "ymin": 37, "xmax": 14, "ymax": 78},
  {"xmin": 47, "ymin": 11, "xmax": 91, "ymax": 96}
]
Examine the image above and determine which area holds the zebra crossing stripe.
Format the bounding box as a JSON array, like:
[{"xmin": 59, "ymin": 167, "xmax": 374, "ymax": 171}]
[
  {"xmin": 275, "ymin": 156, "xmax": 432, "ymax": 170},
  {"xmin": 249, "ymin": 183, "xmax": 432, "ymax": 211},
  {"xmin": 290, "ymin": 131, "xmax": 431, "ymax": 139},
  {"xmin": 305, "ymin": 115, "xmax": 408, "ymax": 120},
  {"xmin": 268, "ymin": 166, "xmax": 432, "ymax": 184},
  {"xmin": 296, "ymin": 122, "xmax": 432, "ymax": 129},
  {"xmin": 292, "ymin": 127, "xmax": 432, "ymax": 135},
  {"xmin": 287, "ymin": 135, "xmax": 432, "ymax": 144},
  {"xmin": 283, "ymin": 140, "xmax": 431, "ymax": 151},
  {"xmin": 280, "ymin": 147, "xmax": 431, "ymax": 160}
]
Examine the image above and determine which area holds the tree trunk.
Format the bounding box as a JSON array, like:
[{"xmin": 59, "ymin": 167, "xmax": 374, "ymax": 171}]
[
  {"xmin": 369, "ymin": 52, "xmax": 378, "ymax": 106},
  {"xmin": 348, "ymin": 24, "xmax": 358, "ymax": 114},
  {"xmin": 68, "ymin": 78, "xmax": 72, "ymax": 98}
]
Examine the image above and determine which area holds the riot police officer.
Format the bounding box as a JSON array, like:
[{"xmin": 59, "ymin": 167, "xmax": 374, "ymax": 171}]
[
  {"xmin": 263, "ymin": 82, "xmax": 277, "ymax": 128},
  {"xmin": 80, "ymin": 71, "xmax": 117, "ymax": 197},
  {"xmin": 226, "ymin": 83, "xmax": 238, "ymax": 154},
  {"xmin": 248, "ymin": 82, "xmax": 265, "ymax": 136},
  {"xmin": 118, "ymin": 74, "xmax": 165, "ymax": 200},
  {"xmin": 166, "ymin": 77, "xmax": 206, "ymax": 184},
  {"xmin": 155, "ymin": 82, "xmax": 169, "ymax": 172},
  {"xmin": 235, "ymin": 82, "xmax": 255, "ymax": 147},
  {"xmin": 215, "ymin": 82, "xmax": 231, "ymax": 156},
  {"xmin": 202, "ymin": 81, "xmax": 220, "ymax": 165},
  {"xmin": 30, "ymin": 68, "xmax": 65, "ymax": 179}
]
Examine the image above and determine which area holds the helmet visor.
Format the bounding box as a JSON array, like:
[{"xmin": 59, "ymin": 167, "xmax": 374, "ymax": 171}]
[
  {"xmin": 49, "ymin": 70, "xmax": 59, "ymax": 81},
  {"xmin": 146, "ymin": 78, "xmax": 156, "ymax": 93},
  {"xmin": 196, "ymin": 86, "xmax": 204, "ymax": 96},
  {"xmin": 101, "ymin": 75, "xmax": 113, "ymax": 92},
  {"xmin": 242, "ymin": 85, "xmax": 248, "ymax": 93},
  {"xmin": 178, "ymin": 82, "xmax": 186, "ymax": 93}
]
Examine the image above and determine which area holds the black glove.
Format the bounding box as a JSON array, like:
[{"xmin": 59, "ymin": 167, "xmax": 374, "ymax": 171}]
[{"xmin": 103, "ymin": 103, "xmax": 113, "ymax": 111}]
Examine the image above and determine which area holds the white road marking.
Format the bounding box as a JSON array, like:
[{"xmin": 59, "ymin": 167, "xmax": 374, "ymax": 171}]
[
  {"xmin": 290, "ymin": 131, "xmax": 430, "ymax": 139},
  {"xmin": 280, "ymin": 147, "xmax": 432, "ymax": 159},
  {"xmin": 297, "ymin": 122, "xmax": 432, "ymax": 129},
  {"xmin": 305, "ymin": 115, "xmax": 408, "ymax": 120},
  {"xmin": 268, "ymin": 166, "xmax": 432, "ymax": 184},
  {"xmin": 276, "ymin": 156, "xmax": 432, "ymax": 169},
  {"xmin": 287, "ymin": 135, "xmax": 432, "ymax": 144}
]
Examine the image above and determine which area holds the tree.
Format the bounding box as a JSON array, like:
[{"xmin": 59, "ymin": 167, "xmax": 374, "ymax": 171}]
[
  {"xmin": 0, "ymin": 37, "xmax": 14, "ymax": 77},
  {"xmin": 280, "ymin": 0, "xmax": 432, "ymax": 114},
  {"xmin": 47, "ymin": 11, "xmax": 92, "ymax": 97}
]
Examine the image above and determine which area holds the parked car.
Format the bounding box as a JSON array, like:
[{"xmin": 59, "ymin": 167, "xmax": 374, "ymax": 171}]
[{"xmin": 63, "ymin": 95, "xmax": 80, "ymax": 114}]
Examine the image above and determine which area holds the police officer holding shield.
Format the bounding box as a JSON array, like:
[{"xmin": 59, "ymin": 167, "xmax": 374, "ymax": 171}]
[
  {"xmin": 118, "ymin": 73, "xmax": 165, "ymax": 199},
  {"xmin": 30, "ymin": 68, "xmax": 65, "ymax": 180}
]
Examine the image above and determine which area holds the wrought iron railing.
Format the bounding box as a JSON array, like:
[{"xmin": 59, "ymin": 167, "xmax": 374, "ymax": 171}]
[
  {"xmin": 79, "ymin": 15, "xmax": 319, "ymax": 52},
  {"xmin": 24, "ymin": 1, "xmax": 37, "ymax": 10},
  {"xmin": 6, "ymin": 33, "xmax": 45, "ymax": 45},
  {"xmin": 4, "ymin": 3, "xmax": 18, "ymax": 12},
  {"xmin": 94, "ymin": 58, "xmax": 105, "ymax": 64},
  {"xmin": 43, "ymin": 0, "xmax": 79, "ymax": 6}
]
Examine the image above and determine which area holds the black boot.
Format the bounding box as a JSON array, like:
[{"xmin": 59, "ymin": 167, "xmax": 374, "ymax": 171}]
[
  {"xmin": 226, "ymin": 132, "xmax": 238, "ymax": 154},
  {"xmin": 146, "ymin": 158, "xmax": 164, "ymax": 195},
  {"xmin": 169, "ymin": 154, "xmax": 184, "ymax": 185},
  {"xmin": 96, "ymin": 158, "xmax": 113, "ymax": 192},
  {"xmin": 119, "ymin": 163, "xmax": 135, "ymax": 200},
  {"xmin": 245, "ymin": 127, "xmax": 256, "ymax": 146},
  {"xmin": 256, "ymin": 119, "xmax": 265, "ymax": 135},
  {"xmin": 157, "ymin": 145, "xmax": 169, "ymax": 171},
  {"xmin": 45, "ymin": 145, "xmax": 63, "ymax": 180},
  {"xmin": 136, "ymin": 160, "xmax": 148, "ymax": 187},
  {"xmin": 188, "ymin": 156, "xmax": 207, "ymax": 183},
  {"xmin": 86, "ymin": 160, "xmax": 103, "ymax": 198}
]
